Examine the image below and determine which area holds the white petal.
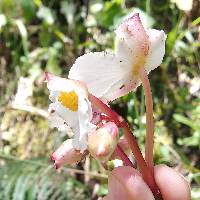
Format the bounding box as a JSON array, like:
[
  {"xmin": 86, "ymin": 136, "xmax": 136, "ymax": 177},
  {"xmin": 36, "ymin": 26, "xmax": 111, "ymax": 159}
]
[
  {"xmin": 115, "ymin": 38, "xmax": 132, "ymax": 62},
  {"xmin": 144, "ymin": 29, "xmax": 167, "ymax": 72},
  {"xmin": 72, "ymin": 94, "xmax": 96, "ymax": 152},
  {"xmin": 104, "ymin": 75, "xmax": 140, "ymax": 101},
  {"xmin": 48, "ymin": 103, "xmax": 72, "ymax": 133},
  {"xmin": 69, "ymin": 52, "xmax": 131, "ymax": 100},
  {"xmin": 45, "ymin": 72, "xmax": 75, "ymax": 93},
  {"xmin": 51, "ymin": 101, "xmax": 78, "ymax": 130},
  {"xmin": 49, "ymin": 90, "xmax": 59, "ymax": 102},
  {"xmin": 48, "ymin": 113, "xmax": 71, "ymax": 132}
]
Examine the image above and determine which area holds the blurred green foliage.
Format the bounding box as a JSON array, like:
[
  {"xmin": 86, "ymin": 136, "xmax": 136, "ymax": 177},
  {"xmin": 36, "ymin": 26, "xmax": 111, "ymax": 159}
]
[{"xmin": 0, "ymin": 0, "xmax": 200, "ymax": 199}]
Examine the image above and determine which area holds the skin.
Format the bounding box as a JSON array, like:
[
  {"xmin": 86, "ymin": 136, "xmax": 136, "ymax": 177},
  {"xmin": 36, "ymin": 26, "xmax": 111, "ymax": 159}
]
[{"xmin": 102, "ymin": 165, "xmax": 191, "ymax": 200}]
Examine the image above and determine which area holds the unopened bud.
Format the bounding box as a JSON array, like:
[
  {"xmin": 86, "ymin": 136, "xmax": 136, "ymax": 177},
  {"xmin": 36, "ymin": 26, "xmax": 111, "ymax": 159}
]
[
  {"xmin": 51, "ymin": 139, "xmax": 84, "ymax": 169},
  {"xmin": 88, "ymin": 122, "xmax": 119, "ymax": 162}
]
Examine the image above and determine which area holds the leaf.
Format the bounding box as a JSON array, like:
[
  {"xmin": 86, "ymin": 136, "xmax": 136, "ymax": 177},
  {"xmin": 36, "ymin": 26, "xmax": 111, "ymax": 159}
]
[
  {"xmin": 19, "ymin": 0, "xmax": 36, "ymax": 22},
  {"xmin": 0, "ymin": 157, "xmax": 89, "ymax": 200},
  {"xmin": 12, "ymin": 174, "xmax": 32, "ymax": 200},
  {"xmin": 178, "ymin": 131, "xmax": 200, "ymax": 148},
  {"xmin": 39, "ymin": 29, "xmax": 52, "ymax": 47},
  {"xmin": 173, "ymin": 114, "xmax": 200, "ymax": 130},
  {"xmin": 95, "ymin": 0, "xmax": 124, "ymax": 29}
]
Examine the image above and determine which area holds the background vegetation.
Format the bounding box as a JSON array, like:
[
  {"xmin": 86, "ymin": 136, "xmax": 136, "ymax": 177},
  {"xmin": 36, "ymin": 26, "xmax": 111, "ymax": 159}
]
[{"xmin": 0, "ymin": 0, "xmax": 199, "ymax": 199}]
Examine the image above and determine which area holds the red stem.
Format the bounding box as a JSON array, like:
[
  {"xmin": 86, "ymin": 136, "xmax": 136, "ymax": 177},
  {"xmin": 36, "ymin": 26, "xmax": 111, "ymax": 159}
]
[
  {"xmin": 139, "ymin": 68, "xmax": 154, "ymax": 174},
  {"xmin": 116, "ymin": 145, "xmax": 136, "ymax": 168},
  {"xmin": 89, "ymin": 94, "xmax": 158, "ymax": 195}
]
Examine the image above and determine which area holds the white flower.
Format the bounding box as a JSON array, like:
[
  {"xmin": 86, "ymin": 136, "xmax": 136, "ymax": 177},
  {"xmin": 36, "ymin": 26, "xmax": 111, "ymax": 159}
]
[
  {"xmin": 46, "ymin": 73, "xmax": 95, "ymax": 152},
  {"xmin": 69, "ymin": 13, "xmax": 166, "ymax": 102}
]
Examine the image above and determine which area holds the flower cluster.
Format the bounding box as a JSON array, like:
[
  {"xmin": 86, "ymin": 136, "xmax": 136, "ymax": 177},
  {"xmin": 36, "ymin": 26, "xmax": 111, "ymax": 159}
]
[{"xmin": 45, "ymin": 13, "xmax": 190, "ymax": 200}]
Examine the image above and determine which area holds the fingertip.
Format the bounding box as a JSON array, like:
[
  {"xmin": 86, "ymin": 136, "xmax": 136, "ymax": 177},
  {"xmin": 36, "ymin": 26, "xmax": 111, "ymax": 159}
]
[
  {"xmin": 108, "ymin": 166, "xmax": 155, "ymax": 200},
  {"xmin": 154, "ymin": 165, "xmax": 191, "ymax": 200}
]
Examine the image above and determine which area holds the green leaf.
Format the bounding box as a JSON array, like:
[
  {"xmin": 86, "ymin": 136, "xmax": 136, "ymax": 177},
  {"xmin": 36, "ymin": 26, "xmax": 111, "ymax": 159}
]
[
  {"xmin": 19, "ymin": 0, "xmax": 36, "ymax": 22},
  {"xmin": 173, "ymin": 114, "xmax": 200, "ymax": 130},
  {"xmin": 178, "ymin": 131, "xmax": 200, "ymax": 148},
  {"xmin": 95, "ymin": 0, "xmax": 124, "ymax": 29}
]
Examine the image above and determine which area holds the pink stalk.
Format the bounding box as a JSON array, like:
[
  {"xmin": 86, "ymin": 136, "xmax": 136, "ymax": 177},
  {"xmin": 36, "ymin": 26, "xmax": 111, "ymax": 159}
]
[
  {"xmin": 116, "ymin": 145, "xmax": 136, "ymax": 168},
  {"xmin": 89, "ymin": 94, "xmax": 159, "ymax": 196},
  {"xmin": 139, "ymin": 68, "xmax": 154, "ymax": 174}
]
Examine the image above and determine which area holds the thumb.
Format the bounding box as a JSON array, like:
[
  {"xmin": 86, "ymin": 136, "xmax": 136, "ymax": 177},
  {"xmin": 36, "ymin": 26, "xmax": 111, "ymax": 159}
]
[
  {"xmin": 154, "ymin": 165, "xmax": 191, "ymax": 200},
  {"xmin": 106, "ymin": 166, "xmax": 155, "ymax": 200}
]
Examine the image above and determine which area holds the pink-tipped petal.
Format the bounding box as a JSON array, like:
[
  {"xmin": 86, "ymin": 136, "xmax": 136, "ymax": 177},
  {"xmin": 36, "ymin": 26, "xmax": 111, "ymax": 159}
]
[
  {"xmin": 106, "ymin": 166, "xmax": 155, "ymax": 200},
  {"xmin": 154, "ymin": 165, "xmax": 191, "ymax": 200},
  {"xmin": 116, "ymin": 13, "xmax": 149, "ymax": 67},
  {"xmin": 51, "ymin": 139, "xmax": 84, "ymax": 168},
  {"xmin": 45, "ymin": 72, "xmax": 74, "ymax": 92},
  {"xmin": 45, "ymin": 72, "xmax": 88, "ymax": 96}
]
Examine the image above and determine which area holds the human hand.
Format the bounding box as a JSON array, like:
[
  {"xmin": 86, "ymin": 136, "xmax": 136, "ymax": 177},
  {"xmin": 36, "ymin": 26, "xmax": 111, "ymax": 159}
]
[{"xmin": 102, "ymin": 165, "xmax": 191, "ymax": 200}]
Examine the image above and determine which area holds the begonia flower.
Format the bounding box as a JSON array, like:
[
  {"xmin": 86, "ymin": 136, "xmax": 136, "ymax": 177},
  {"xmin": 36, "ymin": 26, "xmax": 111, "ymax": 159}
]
[
  {"xmin": 51, "ymin": 139, "xmax": 85, "ymax": 169},
  {"xmin": 69, "ymin": 13, "xmax": 166, "ymax": 102},
  {"xmin": 45, "ymin": 72, "xmax": 95, "ymax": 152},
  {"xmin": 46, "ymin": 73, "xmax": 135, "ymax": 168}
]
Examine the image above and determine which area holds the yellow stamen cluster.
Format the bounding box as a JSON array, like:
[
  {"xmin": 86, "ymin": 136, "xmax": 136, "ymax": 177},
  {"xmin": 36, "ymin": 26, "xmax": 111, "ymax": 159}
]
[{"xmin": 58, "ymin": 91, "xmax": 78, "ymax": 112}]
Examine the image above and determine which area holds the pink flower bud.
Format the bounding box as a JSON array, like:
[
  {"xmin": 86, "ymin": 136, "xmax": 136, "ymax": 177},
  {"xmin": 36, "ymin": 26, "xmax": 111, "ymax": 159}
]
[
  {"xmin": 51, "ymin": 139, "xmax": 84, "ymax": 169},
  {"xmin": 88, "ymin": 122, "xmax": 119, "ymax": 162}
]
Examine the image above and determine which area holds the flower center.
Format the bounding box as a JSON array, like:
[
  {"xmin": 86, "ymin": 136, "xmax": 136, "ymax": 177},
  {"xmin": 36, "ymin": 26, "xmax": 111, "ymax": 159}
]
[{"xmin": 58, "ymin": 91, "xmax": 78, "ymax": 112}]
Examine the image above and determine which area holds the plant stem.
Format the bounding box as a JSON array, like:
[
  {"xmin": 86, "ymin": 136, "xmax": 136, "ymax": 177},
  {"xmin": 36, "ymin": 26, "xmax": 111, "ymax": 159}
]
[
  {"xmin": 139, "ymin": 68, "xmax": 154, "ymax": 174},
  {"xmin": 116, "ymin": 145, "xmax": 136, "ymax": 168},
  {"xmin": 89, "ymin": 94, "xmax": 159, "ymax": 195}
]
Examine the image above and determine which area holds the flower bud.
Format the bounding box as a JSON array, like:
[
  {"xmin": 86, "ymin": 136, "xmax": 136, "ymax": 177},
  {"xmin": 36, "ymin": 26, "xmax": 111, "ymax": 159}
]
[
  {"xmin": 88, "ymin": 122, "xmax": 119, "ymax": 162},
  {"xmin": 51, "ymin": 139, "xmax": 84, "ymax": 169}
]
